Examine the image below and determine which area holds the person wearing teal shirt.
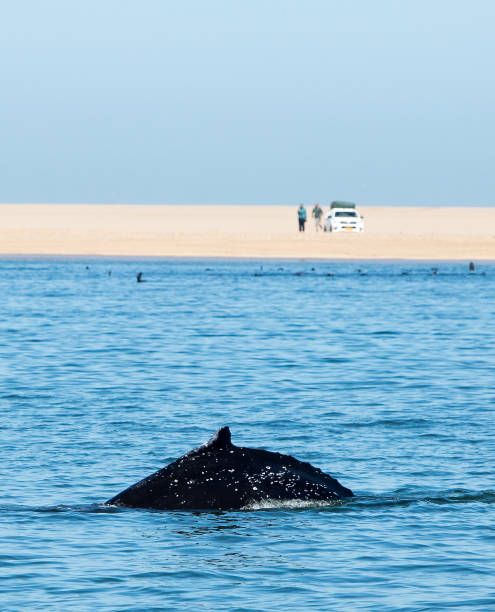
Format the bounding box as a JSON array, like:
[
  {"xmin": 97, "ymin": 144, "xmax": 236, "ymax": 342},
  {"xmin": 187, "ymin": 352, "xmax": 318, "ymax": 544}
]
[{"xmin": 298, "ymin": 204, "xmax": 307, "ymax": 232}]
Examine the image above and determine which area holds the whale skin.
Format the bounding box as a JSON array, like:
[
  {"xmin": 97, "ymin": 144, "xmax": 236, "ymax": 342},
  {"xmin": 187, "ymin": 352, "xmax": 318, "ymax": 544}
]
[{"xmin": 106, "ymin": 426, "xmax": 353, "ymax": 510}]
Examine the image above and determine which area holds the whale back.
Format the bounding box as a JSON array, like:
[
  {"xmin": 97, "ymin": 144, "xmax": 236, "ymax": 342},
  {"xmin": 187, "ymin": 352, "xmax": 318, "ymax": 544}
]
[{"xmin": 106, "ymin": 427, "xmax": 353, "ymax": 510}]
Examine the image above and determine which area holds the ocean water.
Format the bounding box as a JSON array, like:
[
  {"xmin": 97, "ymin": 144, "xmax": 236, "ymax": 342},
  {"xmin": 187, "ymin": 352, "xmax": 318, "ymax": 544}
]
[{"xmin": 1, "ymin": 259, "xmax": 494, "ymax": 611}]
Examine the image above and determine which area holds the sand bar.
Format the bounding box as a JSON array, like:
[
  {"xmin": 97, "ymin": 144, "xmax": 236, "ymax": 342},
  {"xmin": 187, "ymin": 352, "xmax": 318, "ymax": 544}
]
[{"xmin": 0, "ymin": 204, "xmax": 494, "ymax": 260}]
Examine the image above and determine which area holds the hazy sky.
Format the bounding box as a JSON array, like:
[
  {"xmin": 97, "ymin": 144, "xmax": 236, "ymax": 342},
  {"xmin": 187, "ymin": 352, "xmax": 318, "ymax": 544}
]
[{"xmin": 1, "ymin": 0, "xmax": 494, "ymax": 205}]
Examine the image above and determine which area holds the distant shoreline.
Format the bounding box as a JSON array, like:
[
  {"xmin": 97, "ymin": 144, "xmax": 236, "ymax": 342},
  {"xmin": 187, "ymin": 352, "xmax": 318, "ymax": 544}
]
[
  {"xmin": 1, "ymin": 254, "xmax": 493, "ymax": 265},
  {"xmin": 1, "ymin": 204, "xmax": 494, "ymax": 260}
]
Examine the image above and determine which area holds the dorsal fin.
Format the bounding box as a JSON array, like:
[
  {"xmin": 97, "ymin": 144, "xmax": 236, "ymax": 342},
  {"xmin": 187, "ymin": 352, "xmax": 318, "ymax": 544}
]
[{"xmin": 205, "ymin": 426, "xmax": 232, "ymax": 449}]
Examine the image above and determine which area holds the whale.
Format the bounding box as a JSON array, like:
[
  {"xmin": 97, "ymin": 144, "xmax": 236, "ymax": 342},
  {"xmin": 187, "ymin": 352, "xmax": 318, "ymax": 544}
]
[{"xmin": 106, "ymin": 426, "xmax": 353, "ymax": 510}]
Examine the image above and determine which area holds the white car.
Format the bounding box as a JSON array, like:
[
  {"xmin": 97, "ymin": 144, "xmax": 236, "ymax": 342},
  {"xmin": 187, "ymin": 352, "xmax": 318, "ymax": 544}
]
[{"xmin": 323, "ymin": 201, "xmax": 364, "ymax": 233}]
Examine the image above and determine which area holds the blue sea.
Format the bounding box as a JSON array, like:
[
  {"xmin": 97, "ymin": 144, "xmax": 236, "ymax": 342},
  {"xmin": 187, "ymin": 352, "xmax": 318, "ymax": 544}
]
[{"xmin": 1, "ymin": 259, "xmax": 494, "ymax": 611}]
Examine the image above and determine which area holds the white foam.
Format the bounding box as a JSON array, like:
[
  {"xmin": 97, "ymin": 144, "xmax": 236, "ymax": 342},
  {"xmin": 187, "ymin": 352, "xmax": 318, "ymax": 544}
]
[{"xmin": 242, "ymin": 498, "xmax": 344, "ymax": 511}]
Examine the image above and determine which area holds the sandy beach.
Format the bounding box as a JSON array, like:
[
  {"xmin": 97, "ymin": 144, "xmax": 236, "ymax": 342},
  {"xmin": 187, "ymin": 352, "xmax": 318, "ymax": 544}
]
[{"xmin": 0, "ymin": 204, "xmax": 494, "ymax": 260}]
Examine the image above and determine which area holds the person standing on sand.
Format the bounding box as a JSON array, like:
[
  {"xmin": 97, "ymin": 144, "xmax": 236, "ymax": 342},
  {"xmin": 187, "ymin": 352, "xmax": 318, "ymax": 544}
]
[
  {"xmin": 298, "ymin": 204, "xmax": 307, "ymax": 232},
  {"xmin": 312, "ymin": 202, "xmax": 323, "ymax": 231}
]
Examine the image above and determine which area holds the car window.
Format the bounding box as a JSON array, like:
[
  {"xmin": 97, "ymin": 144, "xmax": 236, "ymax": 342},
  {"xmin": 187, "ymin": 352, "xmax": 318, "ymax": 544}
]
[{"xmin": 335, "ymin": 211, "xmax": 357, "ymax": 217}]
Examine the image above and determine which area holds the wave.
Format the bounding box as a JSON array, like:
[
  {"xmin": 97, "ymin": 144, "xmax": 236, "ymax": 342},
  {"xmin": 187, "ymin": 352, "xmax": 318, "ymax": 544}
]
[
  {"xmin": 343, "ymin": 417, "xmax": 429, "ymax": 428},
  {"xmin": 243, "ymin": 489, "xmax": 495, "ymax": 512},
  {"xmin": 2, "ymin": 489, "xmax": 494, "ymax": 515}
]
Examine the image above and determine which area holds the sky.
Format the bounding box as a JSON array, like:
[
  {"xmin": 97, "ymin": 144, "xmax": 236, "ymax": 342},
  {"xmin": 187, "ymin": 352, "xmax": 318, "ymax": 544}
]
[{"xmin": 1, "ymin": 0, "xmax": 494, "ymax": 205}]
